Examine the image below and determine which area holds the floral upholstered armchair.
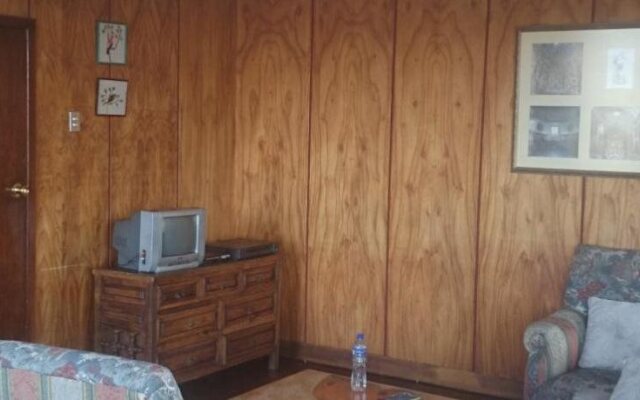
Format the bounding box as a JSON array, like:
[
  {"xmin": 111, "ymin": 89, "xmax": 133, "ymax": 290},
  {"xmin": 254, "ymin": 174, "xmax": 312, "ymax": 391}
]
[
  {"xmin": 0, "ymin": 340, "xmax": 183, "ymax": 399},
  {"xmin": 523, "ymin": 244, "xmax": 640, "ymax": 400}
]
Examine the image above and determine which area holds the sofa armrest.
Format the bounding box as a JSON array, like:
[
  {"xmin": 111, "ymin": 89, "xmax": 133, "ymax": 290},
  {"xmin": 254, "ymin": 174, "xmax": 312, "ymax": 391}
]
[
  {"xmin": 0, "ymin": 340, "xmax": 182, "ymax": 400},
  {"xmin": 523, "ymin": 308, "xmax": 586, "ymax": 399}
]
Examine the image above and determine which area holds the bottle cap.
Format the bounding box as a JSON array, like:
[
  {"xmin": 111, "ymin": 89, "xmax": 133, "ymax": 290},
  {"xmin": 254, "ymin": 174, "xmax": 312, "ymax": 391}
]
[{"xmin": 356, "ymin": 332, "xmax": 364, "ymax": 340}]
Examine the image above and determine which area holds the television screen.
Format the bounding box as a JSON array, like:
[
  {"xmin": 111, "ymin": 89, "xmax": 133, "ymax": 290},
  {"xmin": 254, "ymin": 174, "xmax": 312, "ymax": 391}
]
[{"xmin": 162, "ymin": 215, "xmax": 197, "ymax": 257}]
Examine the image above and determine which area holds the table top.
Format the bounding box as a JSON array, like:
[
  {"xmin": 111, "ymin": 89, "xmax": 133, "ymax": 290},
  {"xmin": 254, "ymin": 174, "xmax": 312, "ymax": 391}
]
[
  {"xmin": 313, "ymin": 374, "xmax": 452, "ymax": 400},
  {"xmin": 232, "ymin": 369, "xmax": 455, "ymax": 400}
]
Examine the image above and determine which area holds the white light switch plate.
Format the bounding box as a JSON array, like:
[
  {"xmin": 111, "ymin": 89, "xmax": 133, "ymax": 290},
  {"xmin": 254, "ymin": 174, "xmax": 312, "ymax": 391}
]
[{"xmin": 68, "ymin": 111, "xmax": 81, "ymax": 133}]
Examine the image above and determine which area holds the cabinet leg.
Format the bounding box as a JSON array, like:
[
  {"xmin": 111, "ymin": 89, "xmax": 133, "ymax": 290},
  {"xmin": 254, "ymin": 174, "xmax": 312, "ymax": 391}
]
[{"xmin": 268, "ymin": 346, "xmax": 280, "ymax": 370}]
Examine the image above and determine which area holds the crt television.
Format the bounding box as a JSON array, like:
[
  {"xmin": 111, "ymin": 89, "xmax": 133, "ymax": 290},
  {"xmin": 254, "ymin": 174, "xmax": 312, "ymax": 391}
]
[{"xmin": 112, "ymin": 208, "xmax": 206, "ymax": 273}]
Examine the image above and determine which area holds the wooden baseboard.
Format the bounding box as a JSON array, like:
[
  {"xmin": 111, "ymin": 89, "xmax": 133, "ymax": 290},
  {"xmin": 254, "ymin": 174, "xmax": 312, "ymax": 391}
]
[{"xmin": 280, "ymin": 341, "xmax": 522, "ymax": 400}]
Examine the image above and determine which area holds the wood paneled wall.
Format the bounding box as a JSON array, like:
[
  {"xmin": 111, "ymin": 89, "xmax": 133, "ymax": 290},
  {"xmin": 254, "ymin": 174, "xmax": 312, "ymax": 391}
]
[
  {"xmin": 387, "ymin": 0, "xmax": 486, "ymax": 370},
  {"xmin": 475, "ymin": 0, "xmax": 590, "ymax": 379},
  {"xmin": 110, "ymin": 0, "xmax": 179, "ymax": 222},
  {"xmin": 31, "ymin": 0, "xmax": 111, "ymax": 348},
  {"xmin": 231, "ymin": 0, "xmax": 311, "ymax": 342},
  {"xmin": 178, "ymin": 0, "xmax": 236, "ymax": 240},
  {"xmin": 179, "ymin": 0, "xmax": 311, "ymax": 342},
  {"xmin": 4, "ymin": 0, "xmax": 640, "ymax": 386},
  {"xmin": 0, "ymin": 0, "xmax": 26, "ymax": 16},
  {"xmin": 14, "ymin": 0, "xmax": 179, "ymax": 348},
  {"xmin": 307, "ymin": 0, "xmax": 393, "ymax": 354},
  {"xmin": 178, "ymin": 0, "xmax": 640, "ymax": 383}
]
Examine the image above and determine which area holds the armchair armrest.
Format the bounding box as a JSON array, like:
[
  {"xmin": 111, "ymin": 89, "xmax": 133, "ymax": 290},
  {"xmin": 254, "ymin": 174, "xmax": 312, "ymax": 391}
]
[
  {"xmin": 0, "ymin": 340, "xmax": 183, "ymax": 400},
  {"xmin": 523, "ymin": 308, "xmax": 586, "ymax": 399}
]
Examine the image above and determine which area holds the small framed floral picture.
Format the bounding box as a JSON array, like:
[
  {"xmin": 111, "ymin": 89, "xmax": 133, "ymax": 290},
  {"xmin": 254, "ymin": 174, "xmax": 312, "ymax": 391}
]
[
  {"xmin": 96, "ymin": 78, "xmax": 128, "ymax": 116},
  {"xmin": 96, "ymin": 21, "xmax": 127, "ymax": 64}
]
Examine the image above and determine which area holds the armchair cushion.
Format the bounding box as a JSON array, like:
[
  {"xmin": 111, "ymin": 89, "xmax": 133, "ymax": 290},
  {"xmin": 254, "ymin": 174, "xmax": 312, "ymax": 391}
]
[
  {"xmin": 611, "ymin": 358, "xmax": 640, "ymax": 400},
  {"xmin": 531, "ymin": 368, "xmax": 619, "ymax": 400},
  {"xmin": 579, "ymin": 297, "xmax": 640, "ymax": 371},
  {"xmin": 524, "ymin": 308, "xmax": 586, "ymax": 398},
  {"xmin": 564, "ymin": 245, "xmax": 640, "ymax": 315}
]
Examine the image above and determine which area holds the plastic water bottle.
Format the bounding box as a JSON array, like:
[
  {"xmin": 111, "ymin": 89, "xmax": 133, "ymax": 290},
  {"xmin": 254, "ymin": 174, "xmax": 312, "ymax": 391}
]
[{"xmin": 351, "ymin": 332, "xmax": 367, "ymax": 392}]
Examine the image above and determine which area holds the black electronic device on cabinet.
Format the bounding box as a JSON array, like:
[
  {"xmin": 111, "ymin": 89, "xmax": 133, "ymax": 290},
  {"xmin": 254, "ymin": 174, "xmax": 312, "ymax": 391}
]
[{"xmin": 206, "ymin": 238, "xmax": 278, "ymax": 262}]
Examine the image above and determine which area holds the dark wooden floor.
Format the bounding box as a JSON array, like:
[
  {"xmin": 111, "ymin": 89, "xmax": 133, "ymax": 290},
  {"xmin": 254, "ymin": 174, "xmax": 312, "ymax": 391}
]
[{"xmin": 179, "ymin": 357, "xmax": 504, "ymax": 400}]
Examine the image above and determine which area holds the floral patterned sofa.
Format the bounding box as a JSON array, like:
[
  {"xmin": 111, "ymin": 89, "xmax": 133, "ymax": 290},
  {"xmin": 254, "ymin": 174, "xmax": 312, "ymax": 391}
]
[
  {"xmin": 523, "ymin": 244, "xmax": 640, "ymax": 400},
  {"xmin": 0, "ymin": 340, "xmax": 183, "ymax": 399}
]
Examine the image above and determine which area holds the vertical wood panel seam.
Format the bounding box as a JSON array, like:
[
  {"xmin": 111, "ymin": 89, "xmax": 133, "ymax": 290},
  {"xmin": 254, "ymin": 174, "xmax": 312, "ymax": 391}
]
[
  {"xmin": 472, "ymin": 0, "xmax": 492, "ymax": 374},
  {"xmin": 582, "ymin": 0, "xmax": 596, "ymax": 245},
  {"xmin": 107, "ymin": 97, "xmax": 112, "ymax": 267},
  {"xmin": 580, "ymin": 176, "xmax": 586, "ymax": 244},
  {"xmin": 176, "ymin": 0, "xmax": 180, "ymax": 209},
  {"xmin": 383, "ymin": 0, "xmax": 399, "ymax": 358},
  {"xmin": 26, "ymin": 9, "xmax": 35, "ymax": 341},
  {"xmin": 304, "ymin": 0, "xmax": 316, "ymax": 345},
  {"xmin": 107, "ymin": 0, "xmax": 113, "ymax": 268}
]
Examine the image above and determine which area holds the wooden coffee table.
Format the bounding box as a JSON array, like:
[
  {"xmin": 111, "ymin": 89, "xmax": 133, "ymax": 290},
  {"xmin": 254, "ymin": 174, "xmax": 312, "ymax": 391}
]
[
  {"xmin": 232, "ymin": 369, "xmax": 454, "ymax": 400},
  {"xmin": 313, "ymin": 374, "xmax": 452, "ymax": 399}
]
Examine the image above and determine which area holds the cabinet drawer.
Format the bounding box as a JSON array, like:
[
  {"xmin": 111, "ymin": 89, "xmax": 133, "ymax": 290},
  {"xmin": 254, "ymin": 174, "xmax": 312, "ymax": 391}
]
[
  {"xmin": 159, "ymin": 306, "xmax": 216, "ymax": 340},
  {"xmin": 159, "ymin": 341, "xmax": 218, "ymax": 372},
  {"xmin": 101, "ymin": 282, "xmax": 147, "ymax": 304},
  {"xmin": 158, "ymin": 280, "xmax": 199, "ymax": 308},
  {"xmin": 96, "ymin": 326, "xmax": 148, "ymax": 360},
  {"xmin": 226, "ymin": 324, "xmax": 275, "ymax": 365},
  {"xmin": 205, "ymin": 270, "xmax": 240, "ymax": 296},
  {"xmin": 157, "ymin": 326, "xmax": 218, "ymax": 353},
  {"xmin": 243, "ymin": 264, "xmax": 276, "ymax": 295},
  {"xmin": 224, "ymin": 295, "xmax": 274, "ymax": 329}
]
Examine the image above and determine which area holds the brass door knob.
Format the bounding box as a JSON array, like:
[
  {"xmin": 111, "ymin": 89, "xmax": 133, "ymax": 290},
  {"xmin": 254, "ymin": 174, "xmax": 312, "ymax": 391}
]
[{"xmin": 4, "ymin": 183, "xmax": 29, "ymax": 198}]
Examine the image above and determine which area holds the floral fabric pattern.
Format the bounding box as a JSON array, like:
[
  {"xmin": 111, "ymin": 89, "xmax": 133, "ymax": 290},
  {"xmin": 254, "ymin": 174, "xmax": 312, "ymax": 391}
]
[
  {"xmin": 0, "ymin": 341, "xmax": 182, "ymax": 400},
  {"xmin": 564, "ymin": 244, "xmax": 640, "ymax": 314},
  {"xmin": 531, "ymin": 368, "xmax": 619, "ymax": 400},
  {"xmin": 524, "ymin": 308, "xmax": 586, "ymax": 399},
  {"xmin": 0, "ymin": 368, "xmax": 139, "ymax": 400}
]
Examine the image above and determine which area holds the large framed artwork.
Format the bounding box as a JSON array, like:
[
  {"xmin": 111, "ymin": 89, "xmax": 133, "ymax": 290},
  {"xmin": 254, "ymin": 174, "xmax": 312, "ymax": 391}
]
[{"xmin": 514, "ymin": 26, "xmax": 640, "ymax": 175}]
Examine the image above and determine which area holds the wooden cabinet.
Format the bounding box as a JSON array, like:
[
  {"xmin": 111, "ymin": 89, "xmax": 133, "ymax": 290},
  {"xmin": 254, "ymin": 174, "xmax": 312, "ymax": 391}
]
[{"xmin": 93, "ymin": 255, "xmax": 280, "ymax": 383}]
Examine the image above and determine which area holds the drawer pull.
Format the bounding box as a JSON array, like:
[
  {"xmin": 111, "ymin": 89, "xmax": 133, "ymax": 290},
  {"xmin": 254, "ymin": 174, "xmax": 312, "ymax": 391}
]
[
  {"xmin": 173, "ymin": 291, "xmax": 186, "ymax": 299},
  {"xmin": 187, "ymin": 320, "xmax": 195, "ymax": 328},
  {"xmin": 186, "ymin": 356, "xmax": 195, "ymax": 366}
]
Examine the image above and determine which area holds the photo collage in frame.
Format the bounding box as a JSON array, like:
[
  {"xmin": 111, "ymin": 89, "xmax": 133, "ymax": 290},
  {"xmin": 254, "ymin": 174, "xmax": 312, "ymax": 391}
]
[{"xmin": 514, "ymin": 27, "xmax": 640, "ymax": 175}]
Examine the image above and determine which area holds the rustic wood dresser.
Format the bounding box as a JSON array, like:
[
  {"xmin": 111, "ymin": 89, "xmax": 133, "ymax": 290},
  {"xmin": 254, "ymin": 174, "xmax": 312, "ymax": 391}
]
[{"xmin": 93, "ymin": 255, "xmax": 279, "ymax": 382}]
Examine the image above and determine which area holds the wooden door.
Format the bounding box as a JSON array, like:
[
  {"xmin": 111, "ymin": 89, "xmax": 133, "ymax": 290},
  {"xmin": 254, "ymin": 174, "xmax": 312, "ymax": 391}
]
[{"xmin": 0, "ymin": 17, "xmax": 33, "ymax": 341}]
